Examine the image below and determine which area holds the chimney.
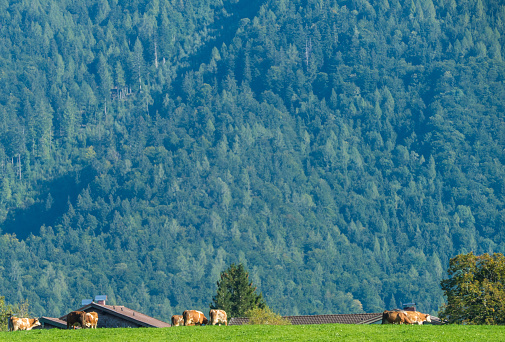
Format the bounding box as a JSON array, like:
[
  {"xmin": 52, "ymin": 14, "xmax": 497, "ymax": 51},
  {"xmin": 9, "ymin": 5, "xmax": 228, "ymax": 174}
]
[
  {"xmin": 95, "ymin": 295, "xmax": 107, "ymax": 305},
  {"xmin": 401, "ymin": 302, "xmax": 417, "ymax": 311}
]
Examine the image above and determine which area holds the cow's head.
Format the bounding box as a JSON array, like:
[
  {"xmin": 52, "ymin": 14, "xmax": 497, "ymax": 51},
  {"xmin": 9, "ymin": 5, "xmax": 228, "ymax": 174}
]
[
  {"xmin": 32, "ymin": 319, "xmax": 42, "ymax": 328},
  {"xmin": 202, "ymin": 317, "xmax": 209, "ymax": 325},
  {"xmin": 424, "ymin": 314, "xmax": 431, "ymax": 323}
]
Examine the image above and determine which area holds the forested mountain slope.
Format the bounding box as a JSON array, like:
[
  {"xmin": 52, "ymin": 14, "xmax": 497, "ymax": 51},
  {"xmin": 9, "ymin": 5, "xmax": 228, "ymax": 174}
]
[{"xmin": 1, "ymin": 0, "xmax": 505, "ymax": 320}]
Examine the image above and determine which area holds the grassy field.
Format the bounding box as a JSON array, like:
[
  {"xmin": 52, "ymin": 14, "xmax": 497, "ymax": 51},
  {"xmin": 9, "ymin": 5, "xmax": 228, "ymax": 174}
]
[{"xmin": 2, "ymin": 324, "xmax": 505, "ymax": 342}]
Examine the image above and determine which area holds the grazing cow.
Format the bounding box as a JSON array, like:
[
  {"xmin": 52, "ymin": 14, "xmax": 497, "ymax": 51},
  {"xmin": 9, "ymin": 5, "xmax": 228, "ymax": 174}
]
[
  {"xmin": 209, "ymin": 309, "xmax": 227, "ymax": 326},
  {"xmin": 8, "ymin": 317, "xmax": 41, "ymax": 331},
  {"xmin": 66, "ymin": 311, "xmax": 87, "ymax": 329},
  {"xmin": 382, "ymin": 310, "xmax": 413, "ymax": 324},
  {"xmin": 171, "ymin": 315, "xmax": 184, "ymax": 327},
  {"xmin": 84, "ymin": 312, "xmax": 99, "ymax": 329},
  {"xmin": 404, "ymin": 311, "xmax": 431, "ymax": 325},
  {"xmin": 183, "ymin": 310, "xmax": 208, "ymax": 326}
]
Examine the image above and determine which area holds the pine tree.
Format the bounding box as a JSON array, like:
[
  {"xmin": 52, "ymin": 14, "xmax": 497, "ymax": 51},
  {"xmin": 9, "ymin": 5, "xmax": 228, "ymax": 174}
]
[{"xmin": 210, "ymin": 263, "xmax": 266, "ymax": 318}]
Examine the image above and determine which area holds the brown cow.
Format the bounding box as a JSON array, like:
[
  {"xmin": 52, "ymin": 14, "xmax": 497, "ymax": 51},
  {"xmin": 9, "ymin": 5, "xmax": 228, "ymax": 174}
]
[
  {"xmin": 209, "ymin": 309, "xmax": 227, "ymax": 326},
  {"xmin": 171, "ymin": 315, "xmax": 184, "ymax": 326},
  {"xmin": 8, "ymin": 317, "xmax": 41, "ymax": 331},
  {"xmin": 183, "ymin": 310, "xmax": 208, "ymax": 326},
  {"xmin": 404, "ymin": 311, "xmax": 431, "ymax": 325},
  {"xmin": 66, "ymin": 311, "xmax": 87, "ymax": 329},
  {"xmin": 382, "ymin": 310, "xmax": 413, "ymax": 324},
  {"xmin": 84, "ymin": 312, "xmax": 99, "ymax": 329}
]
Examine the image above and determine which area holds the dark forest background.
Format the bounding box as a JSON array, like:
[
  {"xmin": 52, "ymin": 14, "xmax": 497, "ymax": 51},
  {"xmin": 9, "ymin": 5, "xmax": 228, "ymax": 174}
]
[{"xmin": 1, "ymin": 0, "xmax": 505, "ymax": 320}]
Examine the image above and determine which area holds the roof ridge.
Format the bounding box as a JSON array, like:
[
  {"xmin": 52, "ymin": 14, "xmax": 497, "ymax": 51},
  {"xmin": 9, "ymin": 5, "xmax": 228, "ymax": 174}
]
[{"xmin": 40, "ymin": 316, "xmax": 67, "ymax": 322}]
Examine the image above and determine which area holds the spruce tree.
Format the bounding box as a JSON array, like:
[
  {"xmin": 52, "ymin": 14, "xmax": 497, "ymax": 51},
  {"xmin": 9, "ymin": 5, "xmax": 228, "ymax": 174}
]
[{"xmin": 210, "ymin": 263, "xmax": 266, "ymax": 318}]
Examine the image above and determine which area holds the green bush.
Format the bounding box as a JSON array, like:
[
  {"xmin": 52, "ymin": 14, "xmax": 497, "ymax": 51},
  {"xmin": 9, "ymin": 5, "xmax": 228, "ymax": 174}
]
[
  {"xmin": 0, "ymin": 296, "xmax": 30, "ymax": 331},
  {"xmin": 245, "ymin": 307, "xmax": 291, "ymax": 325}
]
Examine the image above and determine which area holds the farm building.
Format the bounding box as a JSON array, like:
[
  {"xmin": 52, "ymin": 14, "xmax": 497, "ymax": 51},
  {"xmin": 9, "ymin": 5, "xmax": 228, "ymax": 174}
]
[{"xmin": 39, "ymin": 295, "xmax": 171, "ymax": 329}]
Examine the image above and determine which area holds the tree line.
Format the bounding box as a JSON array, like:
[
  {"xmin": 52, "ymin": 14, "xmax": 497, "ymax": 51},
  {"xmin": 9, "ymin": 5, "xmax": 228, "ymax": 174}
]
[{"xmin": 0, "ymin": 0, "xmax": 505, "ymax": 321}]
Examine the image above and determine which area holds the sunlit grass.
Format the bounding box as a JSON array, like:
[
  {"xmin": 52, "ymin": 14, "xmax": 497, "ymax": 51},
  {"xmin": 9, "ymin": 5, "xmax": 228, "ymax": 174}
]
[{"xmin": 2, "ymin": 323, "xmax": 505, "ymax": 342}]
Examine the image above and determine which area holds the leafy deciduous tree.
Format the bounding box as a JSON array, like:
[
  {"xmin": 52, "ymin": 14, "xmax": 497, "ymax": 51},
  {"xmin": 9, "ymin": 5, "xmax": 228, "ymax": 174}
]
[{"xmin": 439, "ymin": 252, "xmax": 505, "ymax": 324}]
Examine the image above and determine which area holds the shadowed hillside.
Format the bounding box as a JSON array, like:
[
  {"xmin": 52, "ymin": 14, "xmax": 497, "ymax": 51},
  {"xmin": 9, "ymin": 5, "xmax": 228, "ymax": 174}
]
[{"xmin": 1, "ymin": 166, "xmax": 96, "ymax": 239}]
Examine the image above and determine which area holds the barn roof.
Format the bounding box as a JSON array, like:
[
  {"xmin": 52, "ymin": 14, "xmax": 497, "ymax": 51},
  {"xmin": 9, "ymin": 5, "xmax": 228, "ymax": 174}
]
[
  {"xmin": 229, "ymin": 313, "xmax": 383, "ymax": 326},
  {"xmin": 59, "ymin": 302, "xmax": 171, "ymax": 328},
  {"xmin": 39, "ymin": 316, "xmax": 67, "ymax": 329}
]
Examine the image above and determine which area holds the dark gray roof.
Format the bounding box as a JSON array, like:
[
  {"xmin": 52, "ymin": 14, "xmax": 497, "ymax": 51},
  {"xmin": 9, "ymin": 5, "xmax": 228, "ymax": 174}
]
[
  {"xmin": 39, "ymin": 316, "xmax": 67, "ymax": 329},
  {"xmin": 228, "ymin": 317, "xmax": 249, "ymax": 326},
  {"xmin": 229, "ymin": 313, "xmax": 383, "ymax": 326}
]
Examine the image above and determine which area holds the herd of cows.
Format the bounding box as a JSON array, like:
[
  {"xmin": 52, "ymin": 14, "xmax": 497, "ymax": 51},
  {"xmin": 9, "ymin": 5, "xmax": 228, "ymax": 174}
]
[
  {"xmin": 171, "ymin": 309, "xmax": 228, "ymax": 326},
  {"xmin": 7, "ymin": 308, "xmax": 431, "ymax": 331},
  {"xmin": 7, "ymin": 309, "xmax": 227, "ymax": 331}
]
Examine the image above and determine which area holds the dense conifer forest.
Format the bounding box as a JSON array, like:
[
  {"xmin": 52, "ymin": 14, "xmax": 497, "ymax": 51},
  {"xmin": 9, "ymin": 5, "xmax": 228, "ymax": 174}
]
[{"xmin": 1, "ymin": 0, "xmax": 505, "ymax": 320}]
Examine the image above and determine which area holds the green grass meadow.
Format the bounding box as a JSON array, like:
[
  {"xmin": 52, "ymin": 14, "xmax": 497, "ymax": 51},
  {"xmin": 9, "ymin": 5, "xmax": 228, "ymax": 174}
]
[{"xmin": 1, "ymin": 324, "xmax": 505, "ymax": 342}]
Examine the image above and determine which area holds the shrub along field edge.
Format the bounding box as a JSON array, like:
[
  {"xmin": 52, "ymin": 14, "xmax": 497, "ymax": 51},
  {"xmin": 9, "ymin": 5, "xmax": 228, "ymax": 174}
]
[{"xmin": 1, "ymin": 324, "xmax": 505, "ymax": 342}]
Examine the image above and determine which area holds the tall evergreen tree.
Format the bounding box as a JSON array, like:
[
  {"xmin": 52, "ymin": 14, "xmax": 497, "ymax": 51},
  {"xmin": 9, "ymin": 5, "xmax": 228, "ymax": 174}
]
[{"xmin": 210, "ymin": 263, "xmax": 266, "ymax": 318}]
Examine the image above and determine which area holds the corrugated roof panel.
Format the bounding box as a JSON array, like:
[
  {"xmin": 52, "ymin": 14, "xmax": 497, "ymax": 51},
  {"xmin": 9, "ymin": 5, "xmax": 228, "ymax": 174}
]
[{"xmin": 229, "ymin": 313, "xmax": 383, "ymax": 326}]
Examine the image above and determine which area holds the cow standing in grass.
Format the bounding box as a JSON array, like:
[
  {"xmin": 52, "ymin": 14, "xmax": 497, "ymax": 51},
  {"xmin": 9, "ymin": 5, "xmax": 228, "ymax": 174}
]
[
  {"xmin": 382, "ymin": 310, "xmax": 413, "ymax": 324},
  {"xmin": 171, "ymin": 315, "xmax": 184, "ymax": 326},
  {"xmin": 183, "ymin": 310, "xmax": 208, "ymax": 326},
  {"xmin": 66, "ymin": 311, "xmax": 87, "ymax": 329},
  {"xmin": 404, "ymin": 311, "xmax": 431, "ymax": 325},
  {"xmin": 84, "ymin": 312, "xmax": 99, "ymax": 329},
  {"xmin": 209, "ymin": 309, "xmax": 227, "ymax": 326},
  {"xmin": 8, "ymin": 317, "xmax": 41, "ymax": 331}
]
